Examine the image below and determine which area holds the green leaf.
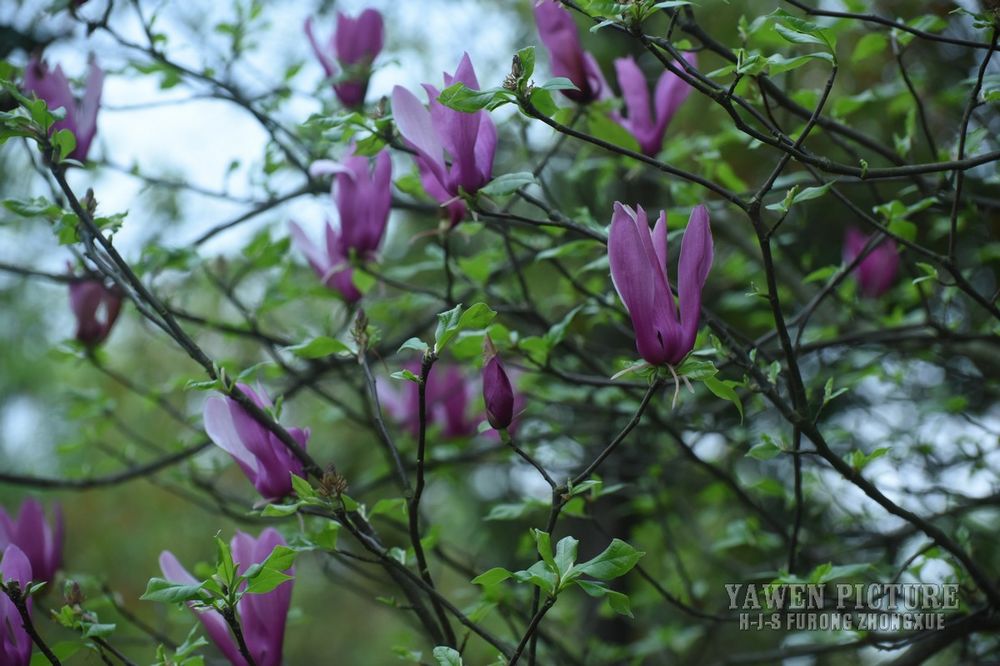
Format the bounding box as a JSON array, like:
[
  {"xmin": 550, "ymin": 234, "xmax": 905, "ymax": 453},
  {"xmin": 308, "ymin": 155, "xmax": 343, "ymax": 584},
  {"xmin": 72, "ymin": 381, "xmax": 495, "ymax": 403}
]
[
  {"xmin": 434, "ymin": 302, "xmax": 497, "ymax": 353},
  {"xmin": 532, "ymin": 529, "xmax": 556, "ymax": 571},
  {"xmin": 245, "ymin": 567, "xmax": 293, "ymax": 594},
  {"xmin": 352, "ymin": 268, "xmax": 376, "ymax": 294},
  {"xmin": 309, "ymin": 520, "xmax": 340, "ymax": 551},
  {"xmin": 852, "ymin": 33, "xmax": 888, "ymax": 63},
  {"xmin": 480, "ymin": 172, "xmax": 538, "ymax": 198},
  {"xmin": 766, "ymin": 182, "xmax": 834, "ymax": 213},
  {"xmin": 285, "ymin": 336, "xmax": 352, "ymax": 359},
  {"xmin": 540, "ymin": 76, "xmax": 578, "ymax": 92},
  {"xmin": 703, "ymin": 376, "xmax": 744, "ymax": 421},
  {"xmin": 259, "ymin": 545, "xmax": 297, "ymax": 573},
  {"xmin": 216, "ymin": 536, "xmax": 236, "ymax": 584},
  {"xmin": 822, "ymin": 377, "xmax": 848, "ymax": 407},
  {"xmin": 140, "ymin": 578, "xmax": 207, "ymax": 603},
  {"xmin": 803, "ymin": 265, "xmax": 837, "ymax": 284},
  {"xmin": 912, "ymin": 262, "xmax": 938, "ymax": 285},
  {"xmin": 587, "ymin": 112, "xmax": 641, "ymax": 153},
  {"xmin": 747, "ymin": 438, "xmax": 782, "ymax": 461},
  {"xmin": 512, "ymin": 560, "xmax": 558, "ymax": 595},
  {"xmin": 676, "ymin": 357, "xmax": 717, "ymax": 381},
  {"xmin": 397, "ymin": 337, "xmax": 429, "ymax": 354},
  {"xmin": 810, "ymin": 561, "xmax": 871, "ymax": 584},
  {"xmin": 51, "ymin": 128, "xmax": 76, "ymax": 161},
  {"xmin": 3, "ymin": 197, "xmax": 62, "ymax": 219},
  {"xmin": 484, "ymin": 499, "xmax": 547, "ymax": 521},
  {"xmin": 769, "ymin": 9, "xmax": 837, "ymax": 54},
  {"xmin": 574, "ymin": 539, "xmax": 644, "ymax": 581},
  {"xmin": 391, "ymin": 369, "xmax": 421, "ymax": 383},
  {"xmin": 848, "ymin": 447, "xmax": 890, "ymax": 471},
  {"xmin": 369, "ymin": 497, "xmax": 407, "ymax": 518},
  {"xmin": 766, "ymin": 51, "xmax": 834, "ymax": 75},
  {"xmin": 290, "ymin": 473, "xmax": 315, "ymax": 499},
  {"xmin": 83, "ymin": 623, "xmax": 117, "ymax": 638},
  {"xmin": 554, "ymin": 536, "xmax": 579, "ymax": 576},
  {"xmin": 436, "ymin": 83, "xmax": 511, "ymax": 113},
  {"xmin": 432, "ymin": 646, "xmax": 464, "ymax": 666},
  {"xmin": 471, "ymin": 567, "xmax": 512, "ymax": 587},
  {"xmin": 260, "ymin": 502, "xmax": 301, "ymax": 517},
  {"xmin": 516, "ymin": 46, "xmax": 536, "ymax": 82},
  {"xmin": 576, "ymin": 580, "xmax": 634, "ymax": 617}
]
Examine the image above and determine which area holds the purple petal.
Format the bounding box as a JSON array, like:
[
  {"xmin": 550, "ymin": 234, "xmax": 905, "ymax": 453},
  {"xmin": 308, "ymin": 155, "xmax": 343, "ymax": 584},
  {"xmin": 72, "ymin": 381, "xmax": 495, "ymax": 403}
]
[
  {"xmin": 534, "ymin": 0, "xmax": 593, "ymax": 101},
  {"xmin": 203, "ymin": 395, "xmax": 260, "ymax": 485},
  {"xmin": 0, "ymin": 545, "xmax": 33, "ymax": 665},
  {"xmin": 649, "ymin": 51, "xmax": 696, "ymax": 153},
  {"xmin": 614, "ymin": 56, "xmax": 653, "ymax": 137},
  {"xmin": 304, "ymin": 17, "xmax": 336, "ymax": 78},
  {"xmin": 72, "ymin": 57, "xmax": 103, "ymax": 160},
  {"xmin": 289, "ymin": 220, "xmax": 332, "ymax": 280},
  {"xmin": 846, "ymin": 230, "xmax": 899, "ymax": 298},
  {"xmin": 69, "ymin": 279, "xmax": 105, "ymax": 344},
  {"xmin": 366, "ymin": 149, "xmax": 393, "ymax": 252},
  {"xmin": 335, "ymin": 9, "xmax": 384, "ymax": 65},
  {"xmin": 232, "ymin": 529, "xmax": 292, "ymax": 666},
  {"xmin": 483, "ymin": 356, "xmax": 515, "ymax": 430},
  {"xmin": 843, "ymin": 228, "xmax": 867, "ymax": 263},
  {"xmin": 392, "ymin": 85, "xmax": 447, "ymax": 184},
  {"xmin": 580, "ymin": 52, "xmax": 609, "ymax": 101},
  {"xmin": 1, "ymin": 544, "xmax": 32, "ymax": 587},
  {"xmin": 609, "ymin": 203, "xmax": 663, "ymax": 364},
  {"xmin": 160, "ymin": 551, "xmax": 247, "ymax": 666},
  {"xmin": 677, "ymin": 204, "xmax": 713, "ymax": 353},
  {"xmin": 474, "ymin": 108, "xmax": 497, "ymax": 187},
  {"xmin": 23, "ymin": 57, "xmax": 76, "ymax": 134}
]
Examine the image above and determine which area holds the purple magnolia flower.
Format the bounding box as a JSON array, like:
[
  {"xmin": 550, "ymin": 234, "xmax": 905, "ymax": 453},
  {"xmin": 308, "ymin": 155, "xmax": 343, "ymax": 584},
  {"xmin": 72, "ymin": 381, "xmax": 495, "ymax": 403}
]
[
  {"xmin": 290, "ymin": 149, "xmax": 391, "ymax": 302},
  {"xmin": 0, "ymin": 500, "xmax": 64, "ymax": 583},
  {"xmin": 482, "ymin": 353, "xmax": 515, "ymax": 430},
  {"xmin": 608, "ymin": 202, "xmax": 713, "ymax": 366},
  {"xmin": 23, "ymin": 55, "xmax": 103, "ymax": 162},
  {"xmin": 203, "ymin": 384, "xmax": 310, "ymax": 500},
  {"xmin": 612, "ymin": 52, "xmax": 697, "ymax": 156},
  {"xmin": 381, "ymin": 361, "xmax": 479, "ymax": 438},
  {"xmin": 305, "ymin": 9, "xmax": 384, "ymax": 108},
  {"xmin": 843, "ymin": 229, "xmax": 899, "ymax": 298},
  {"xmin": 533, "ymin": 0, "xmax": 608, "ymax": 103},
  {"xmin": 391, "ymin": 53, "xmax": 497, "ymax": 227},
  {"xmin": 0, "ymin": 545, "xmax": 33, "ymax": 666},
  {"xmin": 68, "ymin": 272, "xmax": 123, "ymax": 347},
  {"xmin": 160, "ymin": 528, "xmax": 293, "ymax": 666}
]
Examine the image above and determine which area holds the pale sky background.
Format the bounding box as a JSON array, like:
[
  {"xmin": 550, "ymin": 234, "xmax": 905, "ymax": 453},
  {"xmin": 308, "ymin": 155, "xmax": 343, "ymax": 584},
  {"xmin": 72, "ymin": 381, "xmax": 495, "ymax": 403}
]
[{"xmin": 3, "ymin": 0, "xmax": 525, "ymax": 258}]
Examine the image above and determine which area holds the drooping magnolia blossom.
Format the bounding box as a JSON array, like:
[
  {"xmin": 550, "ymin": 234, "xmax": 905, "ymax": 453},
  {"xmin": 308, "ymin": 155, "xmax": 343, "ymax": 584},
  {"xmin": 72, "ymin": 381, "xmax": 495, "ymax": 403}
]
[
  {"xmin": 0, "ymin": 546, "xmax": 33, "ymax": 666},
  {"xmin": 482, "ymin": 352, "xmax": 515, "ymax": 431},
  {"xmin": 68, "ymin": 271, "xmax": 123, "ymax": 347},
  {"xmin": 608, "ymin": 203, "xmax": 713, "ymax": 366},
  {"xmin": 160, "ymin": 528, "xmax": 293, "ymax": 666},
  {"xmin": 23, "ymin": 55, "xmax": 103, "ymax": 162},
  {"xmin": 612, "ymin": 52, "xmax": 697, "ymax": 156},
  {"xmin": 305, "ymin": 9, "xmax": 384, "ymax": 107},
  {"xmin": 203, "ymin": 384, "xmax": 310, "ymax": 500},
  {"xmin": 290, "ymin": 149, "xmax": 391, "ymax": 302},
  {"xmin": 381, "ymin": 361, "xmax": 479, "ymax": 439},
  {"xmin": 0, "ymin": 500, "xmax": 64, "ymax": 583},
  {"xmin": 533, "ymin": 0, "xmax": 607, "ymax": 103},
  {"xmin": 391, "ymin": 53, "xmax": 497, "ymax": 227},
  {"xmin": 843, "ymin": 228, "xmax": 899, "ymax": 298}
]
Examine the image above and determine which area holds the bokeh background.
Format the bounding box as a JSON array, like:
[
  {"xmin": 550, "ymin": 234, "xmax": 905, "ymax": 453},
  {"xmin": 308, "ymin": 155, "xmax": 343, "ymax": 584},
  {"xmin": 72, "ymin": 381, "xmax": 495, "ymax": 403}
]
[{"xmin": 2, "ymin": 0, "xmax": 1000, "ymax": 664}]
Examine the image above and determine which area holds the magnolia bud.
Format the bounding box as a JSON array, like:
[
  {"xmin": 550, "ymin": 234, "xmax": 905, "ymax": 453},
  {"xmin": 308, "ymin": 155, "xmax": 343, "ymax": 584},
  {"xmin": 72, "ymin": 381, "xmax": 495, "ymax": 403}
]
[{"xmin": 482, "ymin": 343, "xmax": 515, "ymax": 430}]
